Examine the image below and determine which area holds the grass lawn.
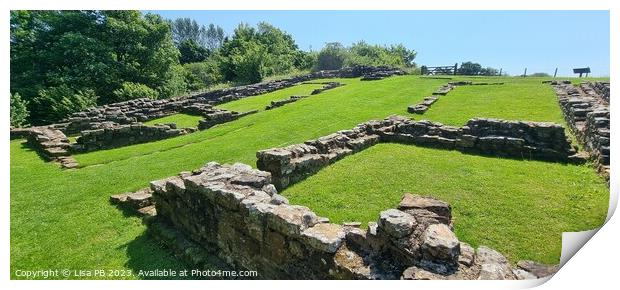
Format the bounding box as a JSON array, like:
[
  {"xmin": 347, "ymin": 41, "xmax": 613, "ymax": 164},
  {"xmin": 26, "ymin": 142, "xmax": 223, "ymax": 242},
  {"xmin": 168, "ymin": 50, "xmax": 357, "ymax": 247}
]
[
  {"xmin": 281, "ymin": 143, "xmax": 609, "ymax": 264},
  {"xmin": 423, "ymin": 77, "xmax": 567, "ymax": 126},
  {"xmin": 143, "ymin": 113, "xmax": 204, "ymax": 128},
  {"xmin": 216, "ymin": 83, "xmax": 325, "ymax": 112},
  {"xmin": 10, "ymin": 75, "xmax": 609, "ymax": 279}
]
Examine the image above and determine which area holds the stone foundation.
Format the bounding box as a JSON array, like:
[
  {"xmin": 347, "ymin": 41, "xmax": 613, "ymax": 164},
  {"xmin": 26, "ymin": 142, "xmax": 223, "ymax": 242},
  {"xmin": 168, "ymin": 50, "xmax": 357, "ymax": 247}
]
[
  {"xmin": 265, "ymin": 96, "xmax": 308, "ymax": 110},
  {"xmin": 73, "ymin": 123, "xmax": 196, "ymax": 152},
  {"xmin": 113, "ymin": 162, "xmax": 557, "ymax": 280},
  {"xmin": 55, "ymin": 66, "xmax": 399, "ymax": 135},
  {"xmin": 549, "ymin": 81, "xmax": 610, "ymax": 178},
  {"xmin": 258, "ymin": 115, "xmax": 580, "ymax": 189},
  {"xmin": 198, "ymin": 110, "xmax": 258, "ymax": 130}
]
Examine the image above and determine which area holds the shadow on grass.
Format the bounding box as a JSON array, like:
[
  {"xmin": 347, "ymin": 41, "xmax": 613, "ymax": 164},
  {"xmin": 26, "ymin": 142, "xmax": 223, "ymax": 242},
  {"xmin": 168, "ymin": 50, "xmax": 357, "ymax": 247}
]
[
  {"xmin": 122, "ymin": 222, "xmax": 235, "ymax": 280},
  {"xmin": 18, "ymin": 140, "xmax": 54, "ymax": 165},
  {"xmin": 121, "ymin": 231, "xmax": 195, "ymax": 280}
]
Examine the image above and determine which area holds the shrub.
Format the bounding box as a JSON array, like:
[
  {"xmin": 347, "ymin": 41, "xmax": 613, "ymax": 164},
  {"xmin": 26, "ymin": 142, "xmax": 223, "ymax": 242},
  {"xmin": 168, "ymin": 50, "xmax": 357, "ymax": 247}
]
[
  {"xmin": 30, "ymin": 85, "xmax": 98, "ymax": 124},
  {"xmin": 10, "ymin": 93, "xmax": 29, "ymax": 127},
  {"xmin": 113, "ymin": 82, "xmax": 159, "ymax": 102},
  {"xmin": 183, "ymin": 60, "xmax": 223, "ymax": 91}
]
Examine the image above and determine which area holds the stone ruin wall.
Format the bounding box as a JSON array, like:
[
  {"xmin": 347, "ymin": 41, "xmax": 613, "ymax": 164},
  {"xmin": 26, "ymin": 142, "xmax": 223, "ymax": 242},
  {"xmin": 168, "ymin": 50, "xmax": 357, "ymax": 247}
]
[
  {"xmin": 113, "ymin": 161, "xmax": 556, "ymax": 280},
  {"xmin": 108, "ymin": 113, "xmax": 570, "ymax": 279},
  {"xmin": 265, "ymin": 82, "xmax": 344, "ymax": 110},
  {"xmin": 58, "ymin": 66, "xmax": 402, "ymax": 135},
  {"xmin": 548, "ymin": 80, "xmax": 610, "ymax": 178},
  {"xmin": 257, "ymin": 115, "xmax": 580, "ymax": 189},
  {"xmin": 73, "ymin": 123, "xmax": 198, "ymax": 152},
  {"xmin": 12, "ymin": 66, "xmax": 403, "ymax": 165}
]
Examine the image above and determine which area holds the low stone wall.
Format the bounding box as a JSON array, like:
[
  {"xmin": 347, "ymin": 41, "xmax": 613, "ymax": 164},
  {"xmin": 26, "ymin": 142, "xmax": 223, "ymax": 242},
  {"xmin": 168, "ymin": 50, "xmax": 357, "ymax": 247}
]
[
  {"xmin": 258, "ymin": 115, "xmax": 579, "ymax": 189},
  {"xmin": 56, "ymin": 66, "xmax": 400, "ymax": 135},
  {"xmin": 408, "ymin": 96, "xmax": 438, "ymax": 114},
  {"xmin": 198, "ymin": 110, "xmax": 258, "ymax": 130},
  {"xmin": 550, "ymin": 81, "xmax": 610, "ymax": 177},
  {"xmin": 265, "ymin": 96, "xmax": 308, "ymax": 110},
  {"xmin": 74, "ymin": 123, "xmax": 194, "ymax": 152},
  {"xmin": 113, "ymin": 161, "xmax": 556, "ymax": 280}
]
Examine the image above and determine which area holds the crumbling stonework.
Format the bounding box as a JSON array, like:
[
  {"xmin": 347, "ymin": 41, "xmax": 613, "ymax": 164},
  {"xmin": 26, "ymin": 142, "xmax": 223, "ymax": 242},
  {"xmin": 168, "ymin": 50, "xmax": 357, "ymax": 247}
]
[
  {"xmin": 113, "ymin": 163, "xmax": 556, "ymax": 280},
  {"xmin": 55, "ymin": 67, "xmax": 397, "ymax": 135},
  {"xmin": 13, "ymin": 127, "xmax": 79, "ymax": 169},
  {"xmin": 360, "ymin": 67, "xmax": 406, "ymax": 81},
  {"xmin": 74, "ymin": 123, "xmax": 196, "ymax": 152},
  {"xmin": 264, "ymin": 82, "xmax": 345, "ymax": 110},
  {"xmin": 308, "ymin": 82, "xmax": 344, "ymax": 95},
  {"xmin": 549, "ymin": 80, "xmax": 610, "ymax": 178},
  {"xmin": 258, "ymin": 115, "xmax": 580, "ymax": 189},
  {"xmin": 408, "ymin": 96, "xmax": 439, "ymax": 114},
  {"xmin": 198, "ymin": 110, "xmax": 258, "ymax": 130},
  {"xmin": 265, "ymin": 96, "xmax": 308, "ymax": 110}
]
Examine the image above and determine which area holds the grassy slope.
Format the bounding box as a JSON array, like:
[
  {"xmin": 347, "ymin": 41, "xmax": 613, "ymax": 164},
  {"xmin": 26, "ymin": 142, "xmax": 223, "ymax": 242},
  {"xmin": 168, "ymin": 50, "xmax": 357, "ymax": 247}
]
[
  {"xmin": 10, "ymin": 75, "xmax": 609, "ymax": 278},
  {"xmin": 143, "ymin": 113, "xmax": 204, "ymax": 128},
  {"xmin": 282, "ymin": 143, "xmax": 608, "ymax": 264}
]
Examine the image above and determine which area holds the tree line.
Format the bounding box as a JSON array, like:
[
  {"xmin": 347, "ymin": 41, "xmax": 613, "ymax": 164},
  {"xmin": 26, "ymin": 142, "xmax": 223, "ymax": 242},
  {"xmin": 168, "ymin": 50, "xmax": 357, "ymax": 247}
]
[{"xmin": 10, "ymin": 10, "xmax": 418, "ymax": 126}]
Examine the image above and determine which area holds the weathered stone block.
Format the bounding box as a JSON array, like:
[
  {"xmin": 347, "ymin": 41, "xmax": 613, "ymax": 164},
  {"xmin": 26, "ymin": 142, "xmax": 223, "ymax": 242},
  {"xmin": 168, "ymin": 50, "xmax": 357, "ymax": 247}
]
[{"xmin": 301, "ymin": 223, "xmax": 346, "ymax": 253}]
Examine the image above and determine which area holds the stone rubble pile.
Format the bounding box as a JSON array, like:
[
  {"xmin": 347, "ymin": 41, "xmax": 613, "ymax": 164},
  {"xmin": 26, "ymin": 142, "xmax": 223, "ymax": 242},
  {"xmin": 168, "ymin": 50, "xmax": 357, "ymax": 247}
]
[
  {"xmin": 550, "ymin": 81, "xmax": 610, "ymax": 177},
  {"xmin": 112, "ymin": 163, "xmax": 557, "ymax": 280},
  {"xmin": 258, "ymin": 115, "xmax": 580, "ymax": 189}
]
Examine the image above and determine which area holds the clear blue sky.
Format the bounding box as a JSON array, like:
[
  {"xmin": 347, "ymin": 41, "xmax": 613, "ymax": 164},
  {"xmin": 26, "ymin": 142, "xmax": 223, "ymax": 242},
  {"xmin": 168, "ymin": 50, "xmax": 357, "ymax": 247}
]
[{"xmin": 147, "ymin": 10, "xmax": 610, "ymax": 77}]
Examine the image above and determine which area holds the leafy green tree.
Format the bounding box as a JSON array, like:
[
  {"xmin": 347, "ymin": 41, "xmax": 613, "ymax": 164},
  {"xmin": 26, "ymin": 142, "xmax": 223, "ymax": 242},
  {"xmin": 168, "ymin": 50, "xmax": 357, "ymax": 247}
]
[
  {"xmin": 205, "ymin": 23, "xmax": 225, "ymax": 51},
  {"xmin": 458, "ymin": 62, "xmax": 483, "ymax": 75},
  {"xmin": 218, "ymin": 22, "xmax": 301, "ymax": 84},
  {"xmin": 10, "ymin": 10, "xmax": 181, "ymax": 124},
  {"xmin": 10, "ymin": 93, "xmax": 29, "ymax": 127},
  {"xmin": 171, "ymin": 18, "xmax": 205, "ymax": 46},
  {"xmin": 171, "ymin": 18, "xmax": 225, "ymax": 52},
  {"xmin": 388, "ymin": 44, "xmax": 417, "ymax": 67},
  {"xmin": 178, "ymin": 39, "xmax": 210, "ymax": 64},
  {"xmin": 315, "ymin": 42, "xmax": 348, "ymax": 70},
  {"xmin": 112, "ymin": 82, "xmax": 159, "ymax": 102}
]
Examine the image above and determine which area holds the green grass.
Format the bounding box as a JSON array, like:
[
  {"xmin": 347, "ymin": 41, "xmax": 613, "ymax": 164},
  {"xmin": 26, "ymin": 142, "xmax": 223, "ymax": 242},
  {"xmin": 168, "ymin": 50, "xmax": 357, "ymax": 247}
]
[
  {"xmin": 282, "ymin": 143, "xmax": 608, "ymax": 264},
  {"xmin": 216, "ymin": 83, "xmax": 325, "ymax": 113},
  {"xmin": 423, "ymin": 77, "xmax": 566, "ymax": 126},
  {"xmin": 143, "ymin": 113, "xmax": 204, "ymax": 128},
  {"xmin": 10, "ymin": 75, "xmax": 609, "ymax": 279}
]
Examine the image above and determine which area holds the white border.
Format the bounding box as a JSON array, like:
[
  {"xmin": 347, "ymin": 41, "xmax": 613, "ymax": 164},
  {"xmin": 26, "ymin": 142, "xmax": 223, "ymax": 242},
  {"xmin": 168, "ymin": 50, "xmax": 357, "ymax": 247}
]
[{"xmin": 2, "ymin": 1, "xmax": 617, "ymax": 289}]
